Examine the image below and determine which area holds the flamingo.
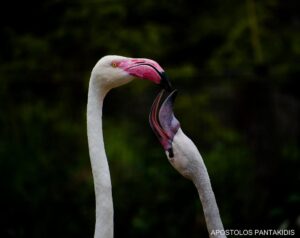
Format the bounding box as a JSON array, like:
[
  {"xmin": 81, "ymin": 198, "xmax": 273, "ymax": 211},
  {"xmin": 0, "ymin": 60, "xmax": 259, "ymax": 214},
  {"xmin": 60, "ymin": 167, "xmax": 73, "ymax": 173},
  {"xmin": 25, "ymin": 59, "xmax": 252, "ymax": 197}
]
[
  {"xmin": 87, "ymin": 55, "xmax": 171, "ymax": 238},
  {"xmin": 149, "ymin": 90, "xmax": 226, "ymax": 238}
]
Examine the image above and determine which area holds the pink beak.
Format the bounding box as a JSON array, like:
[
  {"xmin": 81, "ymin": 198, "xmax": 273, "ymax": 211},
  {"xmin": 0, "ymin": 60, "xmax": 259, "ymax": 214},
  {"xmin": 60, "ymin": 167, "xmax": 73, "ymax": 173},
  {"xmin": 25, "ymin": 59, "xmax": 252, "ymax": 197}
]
[
  {"xmin": 149, "ymin": 89, "xmax": 180, "ymax": 157},
  {"xmin": 119, "ymin": 58, "xmax": 172, "ymax": 91}
]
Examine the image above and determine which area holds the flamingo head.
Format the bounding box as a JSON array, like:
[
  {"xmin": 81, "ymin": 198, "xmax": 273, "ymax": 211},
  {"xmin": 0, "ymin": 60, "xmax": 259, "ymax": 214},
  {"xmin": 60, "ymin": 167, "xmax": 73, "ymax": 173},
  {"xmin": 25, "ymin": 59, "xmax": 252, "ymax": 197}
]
[
  {"xmin": 149, "ymin": 89, "xmax": 180, "ymax": 158},
  {"xmin": 92, "ymin": 55, "xmax": 172, "ymax": 91},
  {"xmin": 150, "ymin": 90, "xmax": 205, "ymax": 180}
]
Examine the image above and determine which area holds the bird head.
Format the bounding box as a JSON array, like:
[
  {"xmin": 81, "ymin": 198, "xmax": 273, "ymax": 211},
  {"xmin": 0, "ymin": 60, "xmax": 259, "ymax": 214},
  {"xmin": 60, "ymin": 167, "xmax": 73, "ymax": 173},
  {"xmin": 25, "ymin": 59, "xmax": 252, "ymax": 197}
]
[
  {"xmin": 149, "ymin": 89, "xmax": 180, "ymax": 158},
  {"xmin": 92, "ymin": 55, "xmax": 172, "ymax": 91},
  {"xmin": 149, "ymin": 90, "xmax": 203, "ymax": 180}
]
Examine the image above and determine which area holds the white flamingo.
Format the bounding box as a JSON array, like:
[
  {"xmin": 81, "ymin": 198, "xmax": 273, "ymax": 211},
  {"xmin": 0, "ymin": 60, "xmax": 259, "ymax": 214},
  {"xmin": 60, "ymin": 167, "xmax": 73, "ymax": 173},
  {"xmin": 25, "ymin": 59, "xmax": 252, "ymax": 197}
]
[
  {"xmin": 87, "ymin": 55, "xmax": 171, "ymax": 238},
  {"xmin": 149, "ymin": 90, "xmax": 226, "ymax": 238}
]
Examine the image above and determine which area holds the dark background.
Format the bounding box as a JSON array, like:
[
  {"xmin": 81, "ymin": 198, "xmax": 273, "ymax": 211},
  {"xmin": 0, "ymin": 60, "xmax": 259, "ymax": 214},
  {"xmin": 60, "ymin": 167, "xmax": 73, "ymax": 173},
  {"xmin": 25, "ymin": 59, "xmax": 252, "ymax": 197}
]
[{"xmin": 0, "ymin": 0, "xmax": 299, "ymax": 237}]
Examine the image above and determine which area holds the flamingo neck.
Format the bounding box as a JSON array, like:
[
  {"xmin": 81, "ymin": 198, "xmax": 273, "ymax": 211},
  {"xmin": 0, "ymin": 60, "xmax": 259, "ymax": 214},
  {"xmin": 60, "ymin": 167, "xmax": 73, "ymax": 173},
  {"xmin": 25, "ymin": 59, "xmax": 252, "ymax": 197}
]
[
  {"xmin": 87, "ymin": 75, "xmax": 113, "ymax": 238},
  {"xmin": 192, "ymin": 154, "xmax": 225, "ymax": 238},
  {"xmin": 171, "ymin": 129, "xmax": 226, "ymax": 237}
]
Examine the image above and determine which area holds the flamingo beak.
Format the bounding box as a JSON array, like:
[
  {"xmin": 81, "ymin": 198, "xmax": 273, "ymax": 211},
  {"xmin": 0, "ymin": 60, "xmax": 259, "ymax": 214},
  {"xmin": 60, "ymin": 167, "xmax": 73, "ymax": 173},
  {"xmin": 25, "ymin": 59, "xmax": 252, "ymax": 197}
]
[
  {"xmin": 119, "ymin": 58, "xmax": 173, "ymax": 91},
  {"xmin": 149, "ymin": 89, "xmax": 180, "ymax": 157},
  {"xmin": 159, "ymin": 72, "xmax": 173, "ymax": 92}
]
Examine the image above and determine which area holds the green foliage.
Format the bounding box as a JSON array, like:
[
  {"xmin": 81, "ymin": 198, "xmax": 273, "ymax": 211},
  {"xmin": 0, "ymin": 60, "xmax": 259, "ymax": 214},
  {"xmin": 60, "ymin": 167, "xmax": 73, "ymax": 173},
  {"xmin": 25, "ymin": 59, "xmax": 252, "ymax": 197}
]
[{"xmin": 0, "ymin": 0, "xmax": 299, "ymax": 237}]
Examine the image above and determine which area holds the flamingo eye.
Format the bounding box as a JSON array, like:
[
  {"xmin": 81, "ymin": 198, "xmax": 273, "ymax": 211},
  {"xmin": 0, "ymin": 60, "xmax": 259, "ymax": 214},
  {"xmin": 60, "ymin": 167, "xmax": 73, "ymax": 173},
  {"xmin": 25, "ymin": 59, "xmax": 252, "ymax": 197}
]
[{"xmin": 111, "ymin": 62, "xmax": 118, "ymax": 68}]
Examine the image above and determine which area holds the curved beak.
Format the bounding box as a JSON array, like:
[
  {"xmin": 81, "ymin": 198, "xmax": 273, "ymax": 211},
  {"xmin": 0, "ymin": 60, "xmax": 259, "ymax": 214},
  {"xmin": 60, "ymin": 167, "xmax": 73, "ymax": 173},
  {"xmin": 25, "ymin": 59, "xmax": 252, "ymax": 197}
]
[
  {"xmin": 119, "ymin": 58, "xmax": 173, "ymax": 91},
  {"xmin": 149, "ymin": 89, "xmax": 180, "ymax": 157}
]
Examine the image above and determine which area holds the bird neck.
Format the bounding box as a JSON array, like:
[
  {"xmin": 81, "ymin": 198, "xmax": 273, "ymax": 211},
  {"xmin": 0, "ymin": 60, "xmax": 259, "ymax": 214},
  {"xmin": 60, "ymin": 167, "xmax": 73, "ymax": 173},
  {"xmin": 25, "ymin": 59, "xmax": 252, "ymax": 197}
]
[
  {"xmin": 87, "ymin": 75, "xmax": 113, "ymax": 238},
  {"xmin": 192, "ymin": 155, "xmax": 226, "ymax": 238}
]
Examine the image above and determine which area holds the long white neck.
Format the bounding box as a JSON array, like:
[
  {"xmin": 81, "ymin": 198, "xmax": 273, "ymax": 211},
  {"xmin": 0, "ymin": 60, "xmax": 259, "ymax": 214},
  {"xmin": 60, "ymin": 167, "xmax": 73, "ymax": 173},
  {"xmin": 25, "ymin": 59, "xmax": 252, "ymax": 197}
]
[
  {"xmin": 192, "ymin": 151, "xmax": 225, "ymax": 238},
  {"xmin": 172, "ymin": 129, "xmax": 225, "ymax": 238},
  {"xmin": 87, "ymin": 75, "xmax": 113, "ymax": 238}
]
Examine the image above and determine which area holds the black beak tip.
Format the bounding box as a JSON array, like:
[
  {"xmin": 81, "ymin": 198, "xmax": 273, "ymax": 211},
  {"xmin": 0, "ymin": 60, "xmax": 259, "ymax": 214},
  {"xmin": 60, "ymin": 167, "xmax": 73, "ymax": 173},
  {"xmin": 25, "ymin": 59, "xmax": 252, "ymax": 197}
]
[{"xmin": 159, "ymin": 72, "xmax": 173, "ymax": 92}]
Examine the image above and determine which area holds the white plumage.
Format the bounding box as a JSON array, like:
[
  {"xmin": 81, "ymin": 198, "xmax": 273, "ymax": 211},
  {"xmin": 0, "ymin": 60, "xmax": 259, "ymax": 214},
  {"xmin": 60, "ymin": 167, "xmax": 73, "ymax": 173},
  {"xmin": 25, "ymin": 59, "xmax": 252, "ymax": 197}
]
[{"xmin": 87, "ymin": 55, "xmax": 167, "ymax": 238}]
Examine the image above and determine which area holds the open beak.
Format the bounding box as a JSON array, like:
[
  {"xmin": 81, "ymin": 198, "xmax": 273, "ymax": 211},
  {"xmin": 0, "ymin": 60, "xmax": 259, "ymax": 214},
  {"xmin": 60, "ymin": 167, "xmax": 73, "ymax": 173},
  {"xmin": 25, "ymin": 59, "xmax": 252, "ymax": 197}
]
[
  {"xmin": 149, "ymin": 89, "xmax": 180, "ymax": 157},
  {"xmin": 119, "ymin": 58, "xmax": 173, "ymax": 91}
]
